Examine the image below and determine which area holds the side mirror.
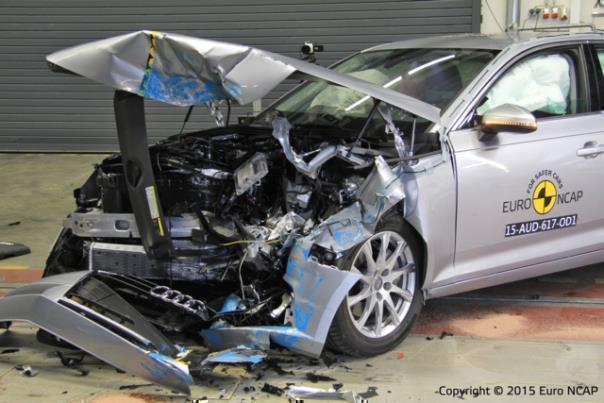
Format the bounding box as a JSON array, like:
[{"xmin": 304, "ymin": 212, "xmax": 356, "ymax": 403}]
[{"xmin": 479, "ymin": 104, "xmax": 537, "ymax": 139}]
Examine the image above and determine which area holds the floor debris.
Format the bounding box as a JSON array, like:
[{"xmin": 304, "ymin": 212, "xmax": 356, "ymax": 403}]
[
  {"xmin": 118, "ymin": 383, "xmax": 155, "ymax": 390},
  {"xmin": 358, "ymin": 386, "xmax": 379, "ymax": 399},
  {"xmin": 264, "ymin": 357, "xmax": 295, "ymax": 376},
  {"xmin": 261, "ymin": 382, "xmax": 284, "ymax": 396},
  {"xmin": 305, "ymin": 372, "xmax": 337, "ymax": 383},
  {"xmin": 0, "ymin": 349, "xmax": 19, "ymax": 355},
  {"xmin": 56, "ymin": 351, "xmax": 89, "ymax": 376},
  {"xmin": 7, "ymin": 221, "xmax": 20, "ymax": 226},
  {"xmin": 396, "ymin": 351, "xmax": 406, "ymax": 360},
  {"xmin": 439, "ymin": 331, "xmax": 454, "ymax": 339},
  {"xmin": 286, "ymin": 385, "xmax": 367, "ymax": 402},
  {"xmin": 201, "ymin": 346, "xmax": 266, "ymax": 367},
  {"xmin": 14, "ymin": 365, "xmax": 38, "ymax": 377}
]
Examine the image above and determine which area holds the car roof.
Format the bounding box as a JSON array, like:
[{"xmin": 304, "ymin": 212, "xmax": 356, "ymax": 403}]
[{"xmin": 364, "ymin": 31, "xmax": 604, "ymax": 52}]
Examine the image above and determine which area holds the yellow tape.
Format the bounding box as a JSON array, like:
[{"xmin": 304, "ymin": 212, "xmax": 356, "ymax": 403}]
[{"xmin": 0, "ymin": 265, "xmax": 31, "ymax": 270}]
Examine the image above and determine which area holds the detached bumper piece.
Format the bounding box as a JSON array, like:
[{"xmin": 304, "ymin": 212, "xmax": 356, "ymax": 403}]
[{"xmin": 0, "ymin": 271, "xmax": 193, "ymax": 395}]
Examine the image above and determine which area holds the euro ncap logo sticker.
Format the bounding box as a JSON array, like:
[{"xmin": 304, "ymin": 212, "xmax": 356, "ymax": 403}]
[
  {"xmin": 532, "ymin": 179, "xmax": 557, "ymax": 215},
  {"xmin": 502, "ymin": 170, "xmax": 583, "ymax": 215}
]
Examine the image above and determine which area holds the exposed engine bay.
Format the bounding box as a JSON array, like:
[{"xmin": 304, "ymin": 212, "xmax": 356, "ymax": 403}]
[{"xmin": 48, "ymin": 109, "xmax": 436, "ymax": 338}]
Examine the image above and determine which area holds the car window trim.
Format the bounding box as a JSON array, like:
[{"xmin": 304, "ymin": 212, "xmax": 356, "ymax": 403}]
[
  {"xmin": 452, "ymin": 41, "xmax": 590, "ymax": 132},
  {"xmin": 585, "ymin": 43, "xmax": 604, "ymax": 110}
]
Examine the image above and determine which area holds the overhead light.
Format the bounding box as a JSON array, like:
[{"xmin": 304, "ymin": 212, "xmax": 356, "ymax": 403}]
[
  {"xmin": 344, "ymin": 76, "xmax": 402, "ymax": 111},
  {"xmin": 408, "ymin": 54, "xmax": 455, "ymax": 75}
]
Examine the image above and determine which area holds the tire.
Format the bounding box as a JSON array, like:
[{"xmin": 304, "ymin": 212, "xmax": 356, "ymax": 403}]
[{"xmin": 326, "ymin": 213, "xmax": 423, "ymax": 357}]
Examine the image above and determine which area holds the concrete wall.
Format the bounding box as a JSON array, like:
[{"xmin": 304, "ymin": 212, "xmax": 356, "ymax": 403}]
[{"xmin": 481, "ymin": 0, "xmax": 604, "ymax": 34}]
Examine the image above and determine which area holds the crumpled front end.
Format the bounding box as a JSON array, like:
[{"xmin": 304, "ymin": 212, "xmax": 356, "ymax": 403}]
[{"xmin": 1, "ymin": 30, "xmax": 447, "ymax": 395}]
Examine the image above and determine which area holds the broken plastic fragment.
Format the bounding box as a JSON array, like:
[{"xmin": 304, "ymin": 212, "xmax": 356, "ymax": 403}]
[
  {"xmin": 15, "ymin": 365, "xmax": 38, "ymax": 377},
  {"xmin": 233, "ymin": 153, "xmax": 269, "ymax": 195},
  {"xmin": 201, "ymin": 346, "xmax": 266, "ymax": 366},
  {"xmin": 286, "ymin": 385, "xmax": 366, "ymax": 402}
]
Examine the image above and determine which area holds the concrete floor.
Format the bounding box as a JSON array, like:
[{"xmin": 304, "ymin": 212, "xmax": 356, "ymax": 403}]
[{"xmin": 0, "ymin": 153, "xmax": 603, "ymax": 402}]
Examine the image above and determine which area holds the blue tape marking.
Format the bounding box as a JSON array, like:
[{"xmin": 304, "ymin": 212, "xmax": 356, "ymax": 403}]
[
  {"xmin": 271, "ymin": 332, "xmax": 301, "ymax": 349},
  {"xmin": 284, "ymin": 241, "xmax": 328, "ymax": 333},
  {"xmin": 225, "ymin": 82, "xmax": 242, "ymax": 98},
  {"xmin": 142, "ymin": 69, "xmax": 227, "ymax": 104},
  {"xmin": 294, "ymin": 305, "xmax": 314, "ymax": 332},
  {"xmin": 333, "ymin": 222, "xmax": 365, "ymax": 248},
  {"xmin": 219, "ymin": 294, "xmax": 242, "ymax": 313},
  {"xmin": 202, "ymin": 330, "xmax": 225, "ymax": 349}
]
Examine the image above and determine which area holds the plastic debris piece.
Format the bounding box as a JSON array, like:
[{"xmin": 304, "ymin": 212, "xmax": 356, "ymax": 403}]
[
  {"xmin": 201, "ymin": 346, "xmax": 266, "ymax": 366},
  {"xmin": 286, "ymin": 385, "xmax": 367, "ymax": 402},
  {"xmin": 358, "ymin": 386, "xmax": 379, "ymax": 399},
  {"xmin": 305, "ymin": 372, "xmax": 337, "ymax": 383},
  {"xmin": 261, "ymin": 383, "xmax": 284, "ymax": 396},
  {"xmin": 439, "ymin": 331, "xmax": 454, "ymax": 339},
  {"xmin": 57, "ymin": 351, "xmax": 90, "ymax": 376},
  {"xmin": 15, "ymin": 365, "xmax": 38, "ymax": 377}
]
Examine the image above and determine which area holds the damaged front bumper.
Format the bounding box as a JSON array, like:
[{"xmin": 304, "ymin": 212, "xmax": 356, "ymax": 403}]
[
  {"xmin": 0, "ymin": 267, "xmax": 359, "ymax": 394},
  {"xmin": 0, "ymin": 271, "xmax": 193, "ymax": 394}
]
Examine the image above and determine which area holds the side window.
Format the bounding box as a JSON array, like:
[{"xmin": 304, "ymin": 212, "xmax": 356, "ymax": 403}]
[
  {"xmin": 476, "ymin": 49, "xmax": 584, "ymax": 119},
  {"xmin": 593, "ymin": 46, "xmax": 604, "ymax": 109},
  {"xmin": 596, "ymin": 48, "xmax": 604, "ymax": 74}
]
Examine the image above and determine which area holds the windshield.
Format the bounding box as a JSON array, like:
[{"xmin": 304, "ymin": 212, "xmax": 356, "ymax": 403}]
[{"xmin": 254, "ymin": 48, "xmax": 496, "ymax": 131}]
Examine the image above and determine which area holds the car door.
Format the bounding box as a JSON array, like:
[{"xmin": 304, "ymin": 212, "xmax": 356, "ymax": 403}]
[{"xmin": 444, "ymin": 43, "xmax": 604, "ymax": 284}]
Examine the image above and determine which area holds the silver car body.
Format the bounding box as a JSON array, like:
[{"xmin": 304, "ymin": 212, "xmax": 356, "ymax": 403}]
[
  {"xmin": 389, "ymin": 32, "xmax": 604, "ymax": 298},
  {"xmin": 2, "ymin": 30, "xmax": 604, "ymax": 394}
]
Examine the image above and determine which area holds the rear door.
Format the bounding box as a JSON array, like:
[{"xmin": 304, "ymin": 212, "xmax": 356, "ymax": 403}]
[{"xmin": 445, "ymin": 43, "xmax": 604, "ymax": 284}]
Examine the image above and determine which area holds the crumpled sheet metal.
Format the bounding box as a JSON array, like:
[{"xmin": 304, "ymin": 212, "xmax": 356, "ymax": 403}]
[
  {"xmin": 201, "ymin": 248, "xmax": 361, "ymax": 358},
  {"xmin": 378, "ymin": 103, "xmax": 407, "ymax": 159},
  {"xmin": 283, "ymin": 240, "xmax": 362, "ymax": 356},
  {"xmin": 202, "ymin": 156, "xmax": 405, "ymax": 357},
  {"xmin": 46, "ymin": 30, "xmax": 440, "ymax": 122},
  {"xmin": 310, "ymin": 155, "xmax": 406, "ymax": 253},
  {"xmin": 272, "ymin": 118, "xmax": 344, "ymax": 179},
  {"xmin": 201, "ymin": 248, "xmax": 362, "ymax": 358},
  {"xmin": 201, "ymin": 326, "xmax": 321, "ymax": 356},
  {"xmin": 0, "ymin": 271, "xmax": 192, "ymax": 395},
  {"xmin": 272, "ymin": 117, "xmax": 367, "ymax": 179}
]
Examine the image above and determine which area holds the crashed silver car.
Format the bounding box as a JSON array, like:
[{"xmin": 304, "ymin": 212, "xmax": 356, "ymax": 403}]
[{"xmin": 3, "ymin": 30, "xmax": 604, "ymax": 394}]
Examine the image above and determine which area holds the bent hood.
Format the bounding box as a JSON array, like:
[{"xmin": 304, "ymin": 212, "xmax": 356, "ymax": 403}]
[{"xmin": 46, "ymin": 30, "xmax": 440, "ymax": 123}]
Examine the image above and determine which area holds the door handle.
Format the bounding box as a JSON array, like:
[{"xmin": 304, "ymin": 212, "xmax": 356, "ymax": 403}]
[{"xmin": 577, "ymin": 142, "xmax": 604, "ymax": 158}]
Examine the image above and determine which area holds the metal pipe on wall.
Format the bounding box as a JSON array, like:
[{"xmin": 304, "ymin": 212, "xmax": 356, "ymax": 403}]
[{"xmin": 506, "ymin": 0, "xmax": 521, "ymax": 30}]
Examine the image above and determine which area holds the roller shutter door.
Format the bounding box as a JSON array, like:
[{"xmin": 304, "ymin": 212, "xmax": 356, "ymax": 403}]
[{"xmin": 0, "ymin": 0, "xmax": 480, "ymax": 151}]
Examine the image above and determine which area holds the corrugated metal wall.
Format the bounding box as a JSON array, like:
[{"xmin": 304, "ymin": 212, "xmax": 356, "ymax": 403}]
[{"xmin": 0, "ymin": 0, "xmax": 480, "ymax": 152}]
